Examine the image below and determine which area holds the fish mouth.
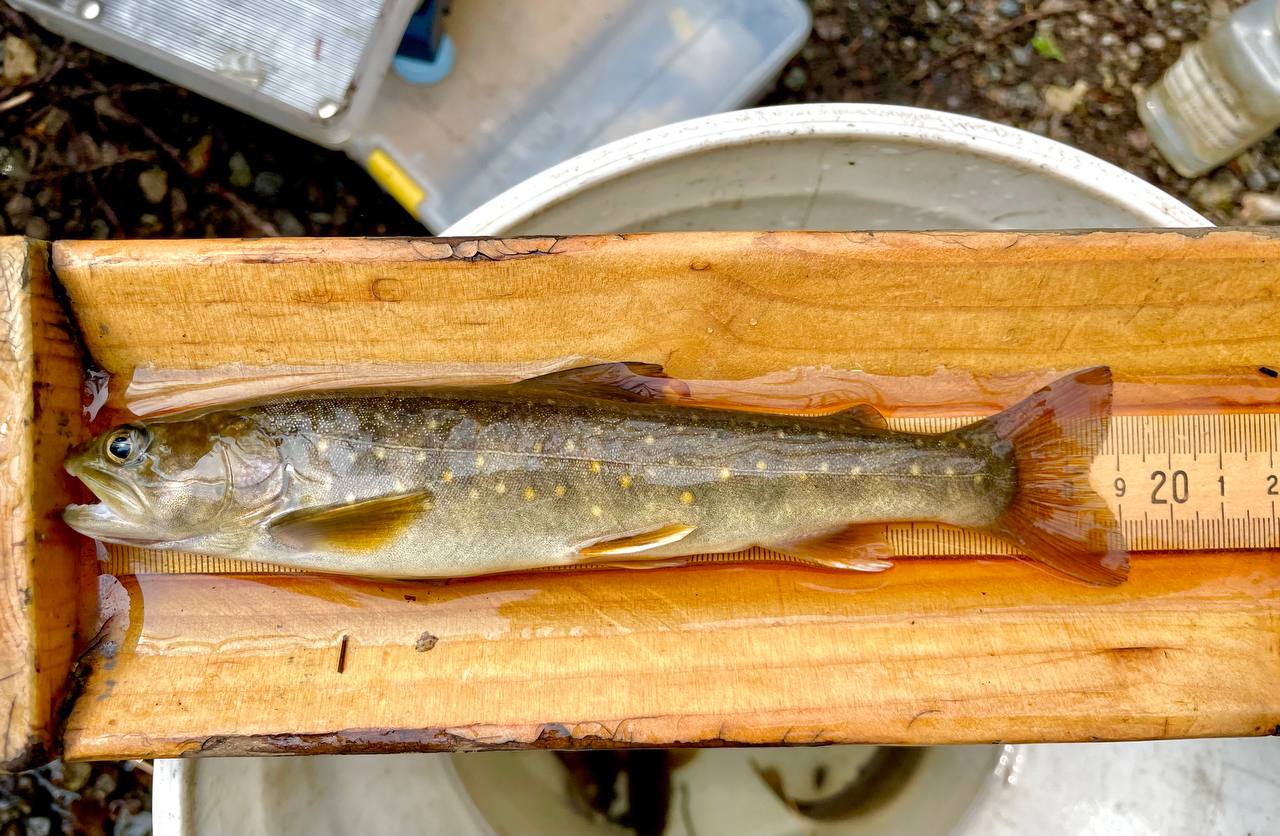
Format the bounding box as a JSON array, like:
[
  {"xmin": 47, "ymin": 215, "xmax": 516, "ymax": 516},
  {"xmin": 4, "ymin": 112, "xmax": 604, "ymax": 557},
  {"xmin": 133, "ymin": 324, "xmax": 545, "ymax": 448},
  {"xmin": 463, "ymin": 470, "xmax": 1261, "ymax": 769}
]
[{"xmin": 62, "ymin": 461, "xmax": 165, "ymax": 545}]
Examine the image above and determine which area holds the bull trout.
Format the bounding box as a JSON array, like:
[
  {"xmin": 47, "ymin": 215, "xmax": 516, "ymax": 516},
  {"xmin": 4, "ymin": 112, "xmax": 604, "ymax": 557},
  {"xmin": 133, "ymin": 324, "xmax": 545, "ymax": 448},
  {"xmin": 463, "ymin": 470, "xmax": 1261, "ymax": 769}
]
[{"xmin": 62, "ymin": 363, "xmax": 1128, "ymax": 585}]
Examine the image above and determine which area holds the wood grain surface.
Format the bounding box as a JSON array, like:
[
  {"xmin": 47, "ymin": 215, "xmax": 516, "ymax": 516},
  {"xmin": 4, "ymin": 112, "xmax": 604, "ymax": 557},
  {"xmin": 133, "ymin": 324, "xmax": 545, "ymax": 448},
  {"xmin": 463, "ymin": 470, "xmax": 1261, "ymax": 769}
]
[
  {"xmin": 36, "ymin": 230, "xmax": 1280, "ymax": 757},
  {"xmin": 0, "ymin": 238, "xmax": 87, "ymax": 770}
]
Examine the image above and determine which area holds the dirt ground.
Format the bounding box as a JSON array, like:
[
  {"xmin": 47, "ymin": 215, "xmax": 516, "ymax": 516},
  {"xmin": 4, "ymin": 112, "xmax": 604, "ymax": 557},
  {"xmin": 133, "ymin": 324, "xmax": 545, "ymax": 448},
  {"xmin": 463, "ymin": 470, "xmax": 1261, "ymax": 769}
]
[{"xmin": 0, "ymin": 0, "xmax": 1273, "ymax": 832}]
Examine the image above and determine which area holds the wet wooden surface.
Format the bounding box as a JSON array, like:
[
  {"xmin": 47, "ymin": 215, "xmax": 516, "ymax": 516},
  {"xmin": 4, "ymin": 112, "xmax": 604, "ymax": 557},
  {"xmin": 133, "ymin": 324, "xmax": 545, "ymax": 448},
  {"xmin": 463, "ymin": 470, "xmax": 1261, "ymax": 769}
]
[
  {"xmin": 0, "ymin": 238, "xmax": 86, "ymax": 770},
  {"xmin": 34, "ymin": 230, "xmax": 1280, "ymax": 756},
  {"xmin": 62, "ymin": 554, "xmax": 1279, "ymax": 760}
]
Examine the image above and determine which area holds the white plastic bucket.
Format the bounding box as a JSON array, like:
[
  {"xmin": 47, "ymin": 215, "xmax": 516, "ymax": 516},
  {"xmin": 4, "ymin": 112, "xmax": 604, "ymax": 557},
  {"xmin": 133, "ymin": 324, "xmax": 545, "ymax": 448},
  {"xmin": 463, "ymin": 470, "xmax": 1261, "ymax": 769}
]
[{"xmin": 444, "ymin": 103, "xmax": 1209, "ymax": 235}]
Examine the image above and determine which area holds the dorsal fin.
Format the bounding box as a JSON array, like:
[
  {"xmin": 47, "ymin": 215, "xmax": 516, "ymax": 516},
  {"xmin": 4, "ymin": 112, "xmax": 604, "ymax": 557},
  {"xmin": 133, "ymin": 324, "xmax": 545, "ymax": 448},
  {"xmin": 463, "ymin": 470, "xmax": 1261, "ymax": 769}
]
[
  {"xmin": 513, "ymin": 362, "xmax": 690, "ymax": 402},
  {"xmin": 793, "ymin": 403, "xmax": 888, "ymax": 430}
]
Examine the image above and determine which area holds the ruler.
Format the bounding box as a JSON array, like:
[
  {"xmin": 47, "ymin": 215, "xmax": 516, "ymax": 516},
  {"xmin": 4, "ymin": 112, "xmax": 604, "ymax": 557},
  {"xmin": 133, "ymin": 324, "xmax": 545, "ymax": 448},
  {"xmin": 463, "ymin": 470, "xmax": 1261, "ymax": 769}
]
[{"xmin": 103, "ymin": 412, "xmax": 1280, "ymax": 575}]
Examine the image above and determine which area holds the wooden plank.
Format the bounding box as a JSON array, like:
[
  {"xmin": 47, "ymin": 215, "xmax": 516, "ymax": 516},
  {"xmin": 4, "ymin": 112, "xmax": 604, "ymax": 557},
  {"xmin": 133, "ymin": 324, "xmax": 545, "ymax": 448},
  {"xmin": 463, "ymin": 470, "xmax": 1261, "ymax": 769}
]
[
  {"xmin": 61, "ymin": 554, "xmax": 1279, "ymax": 760},
  {"xmin": 52, "ymin": 229, "xmax": 1280, "ymax": 378},
  {"xmin": 0, "ymin": 238, "xmax": 87, "ymax": 770},
  {"xmin": 40, "ymin": 231, "xmax": 1280, "ymax": 757}
]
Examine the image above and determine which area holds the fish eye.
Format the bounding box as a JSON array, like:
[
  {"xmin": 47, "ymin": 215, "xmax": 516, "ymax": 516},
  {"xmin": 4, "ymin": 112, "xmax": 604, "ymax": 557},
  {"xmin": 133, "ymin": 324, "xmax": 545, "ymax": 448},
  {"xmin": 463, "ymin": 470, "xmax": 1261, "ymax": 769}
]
[{"xmin": 105, "ymin": 428, "xmax": 147, "ymax": 465}]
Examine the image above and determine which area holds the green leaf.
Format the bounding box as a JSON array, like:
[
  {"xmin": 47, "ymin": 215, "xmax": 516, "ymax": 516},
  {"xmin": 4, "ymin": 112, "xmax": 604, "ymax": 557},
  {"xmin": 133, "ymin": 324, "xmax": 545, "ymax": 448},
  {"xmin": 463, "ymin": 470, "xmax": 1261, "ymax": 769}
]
[{"xmin": 1030, "ymin": 33, "xmax": 1065, "ymax": 62}]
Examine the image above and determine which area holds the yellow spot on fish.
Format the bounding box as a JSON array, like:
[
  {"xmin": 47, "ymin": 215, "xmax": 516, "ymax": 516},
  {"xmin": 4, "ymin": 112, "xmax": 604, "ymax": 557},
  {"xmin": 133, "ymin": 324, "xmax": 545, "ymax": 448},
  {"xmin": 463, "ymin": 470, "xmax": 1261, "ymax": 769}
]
[
  {"xmin": 415, "ymin": 452, "xmax": 426, "ymax": 463},
  {"xmin": 756, "ymin": 460, "xmax": 767, "ymax": 471},
  {"xmin": 619, "ymin": 474, "xmax": 633, "ymax": 489},
  {"xmin": 373, "ymin": 447, "xmax": 386, "ymax": 460},
  {"xmin": 475, "ymin": 454, "xmax": 485, "ymax": 468},
  {"xmin": 524, "ymin": 487, "xmax": 536, "ymax": 501},
  {"xmin": 680, "ymin": 490, "xmax": 694, "ymax": 505},
  {"xmin": 719, "ymin": 467, "xmax": 731, "ymax": 481},
  {"xmin": 945, "ymin": 466, "xmax": 956, "ymax": 476},
  {"xmin": 957, "ymin": 440, "xmax": 968, "ymax": 450},
  {"xmin": 469, "ymin": 488, "xmax": 480, "ymax": 500},
  {"xmin": 817, "ymin": 431, "xmax": 827, "ymax": 440},
  {"xmin": 441, "ymin": 469, "xmax": 453, "ymax": 482},
  {"xmin": 914, "ymin": 438, "xmax": 924, "ymax": 448},
  {"xmin": 850, "ymin": 466, "xmax": 862, "ymax": 476},
  {"xmin": 532, "ymin": 441, "xmax": 543, "ymax": 454},
  {"xmin": 564, "ymin": 439, "xmax": 576, "ymax": 453},
  {"xmin": 819, "ymin": 462, "xmax": 830, "ymax": 473},
  {"xmin": 777, "ymin": 430, "xmax": 786, "ymax": 439},
  {"xmin": 495, "ymin": 482, "xmax": 507, "ymax": 495},
  {"xmin": 644, "ymin": 435, "xmax": 655, "ymax": 445},
  {"xmin": 974, "ymin": 473, "xmax": 985, "ymax": 485},
  {"xmin": 554, "ymin": 484, "xmax": 566, "ymax": 497},
  {"xmin": 316, "ymin": 439, "xmax": 329, "ymax": 453},
  {"xmin": 667, "ymin": 457, "xmax": 678, "ymax": 466},
  {"xmin": 427, "ymin": 419, "xmax": 439, "ymax": 430},
  {"xmin": 591, "ymin": 505, "xmax": 603, "ymax": 518},
  {"xmin": 590, "ymin": 460, "xmax": 602, "ymax": 473},
  {"xmin": 910, "ymin": 463, "xmax": 922, "ymax": 476}
]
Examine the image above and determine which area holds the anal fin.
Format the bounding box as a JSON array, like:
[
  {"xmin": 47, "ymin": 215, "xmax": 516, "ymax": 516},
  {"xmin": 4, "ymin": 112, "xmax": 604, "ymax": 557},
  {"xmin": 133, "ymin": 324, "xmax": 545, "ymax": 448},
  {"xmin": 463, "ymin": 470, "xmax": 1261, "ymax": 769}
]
[{"xmin": 774, "ymin": 524, "xmax": 896, "ymax": 572}]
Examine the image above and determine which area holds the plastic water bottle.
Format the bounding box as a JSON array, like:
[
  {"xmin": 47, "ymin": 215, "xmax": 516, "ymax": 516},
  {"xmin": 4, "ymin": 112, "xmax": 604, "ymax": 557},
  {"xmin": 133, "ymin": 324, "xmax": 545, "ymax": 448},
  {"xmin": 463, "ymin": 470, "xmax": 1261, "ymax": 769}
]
[{"xmin": 1139, "ymin": 0, "xmax": 1280, "ymax": 176}]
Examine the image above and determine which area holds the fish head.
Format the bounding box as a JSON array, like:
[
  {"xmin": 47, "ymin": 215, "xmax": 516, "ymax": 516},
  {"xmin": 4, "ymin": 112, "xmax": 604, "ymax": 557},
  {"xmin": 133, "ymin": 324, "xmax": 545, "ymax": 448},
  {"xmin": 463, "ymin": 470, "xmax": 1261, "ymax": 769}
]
[{"xmin": 63, "ymin": 412, "xmax": 285, "ymax": 548}]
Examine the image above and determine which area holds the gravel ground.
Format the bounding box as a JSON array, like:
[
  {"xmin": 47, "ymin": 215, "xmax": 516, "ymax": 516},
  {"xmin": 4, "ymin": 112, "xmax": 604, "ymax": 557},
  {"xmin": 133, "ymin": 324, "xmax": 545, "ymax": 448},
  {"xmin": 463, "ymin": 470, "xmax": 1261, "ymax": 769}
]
[{"xmin": 0, "ymin": 0, "xmax": 1275, "ymax": 832}]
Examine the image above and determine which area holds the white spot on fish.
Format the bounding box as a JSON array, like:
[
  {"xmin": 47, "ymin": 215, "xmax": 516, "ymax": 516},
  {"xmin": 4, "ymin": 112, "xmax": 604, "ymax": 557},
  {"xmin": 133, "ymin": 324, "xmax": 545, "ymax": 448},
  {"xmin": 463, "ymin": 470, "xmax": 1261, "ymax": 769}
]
[
  {"xmin": 817, "ymin": 431, "xmax": 827, "ymax": 440},
  {"xmin": 680, "ymin": 490, "xmax": 694, "ymax": 505},
  {"xmin": 394, "ymin": 479, "xmax": 406, "ymax": 491},
  {"xmin": 819, "ymin": 462, "xmax": 830, "ymax": 473},
  {"xmin": 469, "ymin": 488, "xmax": 480, "ymax": 500},
  {"xmin": 475, "ymin": 454, "xmax": 485, "ymax": 468},
  {"xmin": 564, "ymin": 439, "xmax": 576, "ymax": 453},
  {"xmin": 910, "ymin": 463, "xmax": 922, "ymax": 476},
  {"xmin": 945, "ymin": 467, "xmax": 956, "ymax": 476},
  {"xmin": 591, "ymin": 505, "xmax": 603, "ymax": 518},
  {"xmin": 427, "ymin": 419, "xmax": 439, "ymax": 430},
  {"xmin": 316, "ymin": 439, "xmax": 329, "ymax": 453},
  {"xmin": 345, "ymin": 492, "xmax": 356, "ymax": 503},
  {"xmin": 850, "ymin": 466, "xmax": 862, "ymax": 476},
  {"xmin": 756, "ymin": 460, "xmax": 767, "ymax": 471},
  {"xmin": 777, "ymin": 430, "xmax": 786, "ymax": 439},
  {"xmin": 415, "ymin": 452, "xmax": 426, "ymax": 462},
  {"xmin": 495, "ymin": 482, "xmax": 507, "ymax": 495},
  {"xmin": 974, "ymin": 473, "xmax": 985, "ymax": 485},
  {"xmin": 373, "ymin": 448, "xmax": 386, "ymax": 460},
  {"xmin": 667, "ymin": 457, "xmax": 678, "ymax": 466},
  {"xmin": 644, "ymin": 435, "xmax": 655, "ymax": 445},
  {"xmin": 914, "ymin": 438, "xmax": 924, "ymax": 448}
]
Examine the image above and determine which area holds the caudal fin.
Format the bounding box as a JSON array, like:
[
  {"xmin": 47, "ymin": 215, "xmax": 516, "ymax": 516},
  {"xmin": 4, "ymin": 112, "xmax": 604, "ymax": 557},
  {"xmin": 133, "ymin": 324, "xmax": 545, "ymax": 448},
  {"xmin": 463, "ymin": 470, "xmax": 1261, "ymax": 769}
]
[{"xmin": 961, "ymin": 367, "xmax": 1128, "ymax": 586}]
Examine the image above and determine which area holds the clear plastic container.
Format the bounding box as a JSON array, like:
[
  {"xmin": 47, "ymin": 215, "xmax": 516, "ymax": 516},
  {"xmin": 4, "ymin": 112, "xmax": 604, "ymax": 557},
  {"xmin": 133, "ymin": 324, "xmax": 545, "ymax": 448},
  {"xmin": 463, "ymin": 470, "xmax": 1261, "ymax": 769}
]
[
  {"xmin": 1139, "ymin": 0, "xmax": 1280, "ymax": 176},
  {"xmin": 347, "ymin": 0, "xmax": 811, "ymax": 230}
]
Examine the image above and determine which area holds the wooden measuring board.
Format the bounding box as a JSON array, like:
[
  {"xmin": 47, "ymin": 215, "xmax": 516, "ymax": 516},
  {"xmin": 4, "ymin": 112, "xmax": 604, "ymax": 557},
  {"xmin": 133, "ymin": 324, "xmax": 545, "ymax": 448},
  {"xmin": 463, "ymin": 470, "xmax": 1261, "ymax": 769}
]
[{"xmin": 101, "ymin": 411, "xmax": 1280, "ymax": 576}]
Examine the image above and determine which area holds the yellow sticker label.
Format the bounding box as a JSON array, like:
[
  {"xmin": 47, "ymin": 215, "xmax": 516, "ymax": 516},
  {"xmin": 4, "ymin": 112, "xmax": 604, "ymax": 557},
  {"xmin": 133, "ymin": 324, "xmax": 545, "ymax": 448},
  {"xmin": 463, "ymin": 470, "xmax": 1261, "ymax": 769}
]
[{"xmin": 368, "ymin": 148, "xmax": 426, "ymax": 214}]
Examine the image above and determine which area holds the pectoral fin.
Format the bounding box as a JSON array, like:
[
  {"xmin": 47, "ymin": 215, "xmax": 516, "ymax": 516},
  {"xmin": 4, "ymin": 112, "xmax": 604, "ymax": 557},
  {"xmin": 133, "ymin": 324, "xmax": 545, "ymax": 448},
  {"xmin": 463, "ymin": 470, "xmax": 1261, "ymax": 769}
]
[
  {"xmin": 578, "ymin": 523, "xmax": 696, "ymax": 561},
  {"xmin": 268, "ymin": 491, "xmax": 433, "ymax": 552},
  {"xmin": 774, "ymin": 524, "xmax": 895, "ymax": 572}
]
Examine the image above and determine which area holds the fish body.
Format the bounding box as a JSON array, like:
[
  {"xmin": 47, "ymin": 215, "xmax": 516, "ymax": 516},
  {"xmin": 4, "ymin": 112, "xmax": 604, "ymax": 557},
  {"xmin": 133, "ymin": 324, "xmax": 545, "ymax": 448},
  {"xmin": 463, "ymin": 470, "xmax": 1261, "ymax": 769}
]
[{"xmin": 63, "ymin": 364, "xmax": 1127, "ymax": 585}]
